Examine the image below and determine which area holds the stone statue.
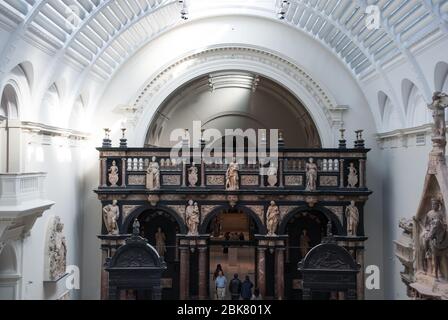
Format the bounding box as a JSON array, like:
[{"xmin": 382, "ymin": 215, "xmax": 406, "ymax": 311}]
[
  {"xmin": 188, "ymin": 165, "xmax": 198, "ymax": 187},
  {"xmin": 305, "ymin": 158, "xmax": 318, "ymax": 191},
  {"xmin": 226, "ymin": 158, "xmax": 239, "ymax": 190},
  {"xmin": 108, "ymin": 160, "xmax": 119, "ymax": 186},
  {"xmin": 266, "ymin": 201, "xmax": 280, "ymax": 236},
  {"xmin": 146, "ymin": 156, "xmax": 160, "ymax": 190},
  {"xmin": 102, "ymin": 200, "xmax": 120, "ymax": 235},
  {"xmin": 155, "ymin": 227, "xmax": 166, "ymax": 257},
  {"xmin": 345, "ymin": 201, "xmax": 359, "ymax": 236},
  {"xmin": 186, "ymin": 200, "xmax": 200, "ymax": 235},
  {"xmin": 299, "ymin": 229, "xmax": 311, "ymax": 258},
  {"xmin": 267, "ymin": 163, "xmax": 278, "ymax": 187},
  {"xmin": 421, "ymin": 198, "xmax": 448, "ymax": 277},
  {"xmin": 429, "ymin": 92, "xmax": 448, "ymax": 138},
  {"xmin": 48, "ymin": 217, "xmax": 67, "ymax": 280},
  {"xmin": 347, "ymin": 162, "xmax": 358, "ymax": 188}
]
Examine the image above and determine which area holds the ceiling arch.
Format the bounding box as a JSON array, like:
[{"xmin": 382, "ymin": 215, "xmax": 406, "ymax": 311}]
[{"xmin": 1, "ymin": 0, "xmax": 447, "ymax": 83}]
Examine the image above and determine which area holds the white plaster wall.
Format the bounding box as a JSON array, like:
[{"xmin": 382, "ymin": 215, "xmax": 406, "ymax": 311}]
[{"xmin": 381, "ymin": 134, "xmax": 432, "ymax": 299}]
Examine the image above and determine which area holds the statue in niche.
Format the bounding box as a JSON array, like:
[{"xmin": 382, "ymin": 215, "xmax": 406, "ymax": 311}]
[
  {"xmin": 108, "ymin": 160, "xmax": 119, "ymax": 186},
  {"xmin": 299, "ymin": 229, "xmax": 311, "ymax": 258},
  {"xmin": 305, "ymin": 158, "xmax": 318, "ymax": 191},
  {"xmin": 155, "ymin": 227, "xmax": 166, "ymax": 257},
  {"xmin": 266, "ymin": 201, "xmax": 280, "ymax": 236},
  {"xmin": 226, "ymin": 158, "xmax": 239, "ymax": 190},
  {"xmin": 188, "ymin": 164, "xmax": 198, "ymax": 187},
  {"xmin": 345, "ymin": 201, "xmax": 359, "ymax": 236},
  {"xmin": 102, "ymin": 200, "xmax": 120, "ymax": 235},
  {"xmin": 267, "ymin": 163, "xmax": 278, "ymax": 187},
  {"xmin": 421, "ymin": 197, "xmax": 448, "ymax": 278},
  {"xmin": 347, "ymin": 162, "xmax": 358, "ymax": 188},
  {"xmin": 186, "ymin": 200, "xmax": 200, "ymax": 235},
  {"xmin": 429, "ymin": 92, "xmax": 448, "ymax": 138},
  {"xmin": 146, "ymin": 156, "xmax": 160, "ymax": 190},
  {"xmin": 48, "ymin": 217, "xmax": 67, "ymax": 280}
]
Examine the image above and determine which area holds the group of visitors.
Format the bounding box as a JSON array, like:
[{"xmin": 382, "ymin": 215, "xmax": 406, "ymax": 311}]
[{"xmin": 213, "ymin": 264, "xmax": 262, "ymax": 300}]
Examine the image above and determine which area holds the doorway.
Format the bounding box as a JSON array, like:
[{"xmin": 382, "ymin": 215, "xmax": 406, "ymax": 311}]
[{"xmin": 206, "ymin": 209, "xmax": 259, "ymax": 299}]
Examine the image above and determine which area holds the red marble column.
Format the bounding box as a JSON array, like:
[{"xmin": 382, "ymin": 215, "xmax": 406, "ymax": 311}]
[
  {"xmin": 257, "ymin": 247, "xmax": 266, "ymax": 298},
  {"xmin": 275, "ymin": 248, "xmax": 285, "ymax": 300},
  {"xmin": 356, "ymin": 248, "xmax": 365, "ymax": 300},
  {"xmin": 198, "ymin": 247, "xmax": 207, "ymax": 300},
  {"xmin": 179, "ymin": 247, "xmax": 190, "ymax": 300},
  {"xmin": 100, "ymin": 249, "xmax": 108, "ymax": 300}
]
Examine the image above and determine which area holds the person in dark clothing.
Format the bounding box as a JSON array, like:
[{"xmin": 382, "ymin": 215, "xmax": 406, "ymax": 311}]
[
  {"xmin": 229, "ymin": 273, "xmax": 242, "ymax": 300},
  {"xmin": 240, "ymin": 275, "xmax": 253, "ymax": 300}
]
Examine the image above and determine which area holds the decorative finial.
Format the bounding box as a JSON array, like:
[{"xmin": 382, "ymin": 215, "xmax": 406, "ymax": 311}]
[
  {"xmin": 354, "ymin": 130, "xmax": 365, "ymax": 149},
  {"xmin": 120, "ymin": 128, "xmax": 127, "ymax": 148},
  {"xmin": 102, "ymin": 128, "xmax": 112, "ymax": 148},
  {"xmin": 339, "ymin": 128, "xmax": 346, "ymax": 149}
]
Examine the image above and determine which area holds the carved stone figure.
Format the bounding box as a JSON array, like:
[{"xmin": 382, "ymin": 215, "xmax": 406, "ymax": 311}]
[
  {"xmin": 266, "ymin": 201, "xmax": 280, "ymax": 236},
  {"xmin": 186, "ymin": 200, "xmax": 200, "ymax": 235},
  {"xmin": 188, "ymin": 165, "xmax": 198, "ymax": 187},
  {"xmin": 48, "ymin": 217, "xmax": 67, "ymax": 280},
  {"xmin": 103, "ymin": 200, "xmax": 120, "ymax": 235},
  {"xmin": 226, "ymin": 158, "xmax": 239, "ymax": 190},
  {"xmin": 146, "ymin": 156, "xmax": 160, "ymax": 190},
  {"xmin": 305, "ymin": 158, "xmax": 318, "ymax": 191},
  {"xmin": 421, "ymin": 198, "xmax": 448, "ymax": 278},
  {"xmin": 108, "ymin": 160, "xmax": 119, "ymax": 186},
  {"xmin": 347, "ymin": 162, "xmax": 358, "ymax": 188},
  {"xmin": 299, "ymin": 229, "xmax": 311, "ymax": 258},
  {"xmin": 345, "ymin": 201, "xmax": 359, "ymax": 236},
  {"xmin": 155, "ymin": 227, "xmax": 166, "ymax": 257},
  {"xmin": 267, "ymin": 163, "xmax": 278, "ymax": 187}
]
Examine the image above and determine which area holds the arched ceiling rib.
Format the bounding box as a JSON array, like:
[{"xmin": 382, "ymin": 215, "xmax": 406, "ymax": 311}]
[{"xmin": 0, "ymin": 0, "xmax": 447, "ymax": 81}]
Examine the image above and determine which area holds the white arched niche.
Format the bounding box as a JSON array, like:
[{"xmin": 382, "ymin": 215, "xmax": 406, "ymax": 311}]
[{"xmin": 129, "ymin": 46, "xmax": 340, "ymax": 147}]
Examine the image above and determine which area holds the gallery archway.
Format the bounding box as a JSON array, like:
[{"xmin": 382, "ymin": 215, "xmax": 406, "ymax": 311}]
[
  {"xmin": 129, "ymin": 208, "xmax": 184, "ymax": 300},
  {"xmin": 281, "ymin": 209, "xmax": 334, "ymax": 300},
  {"xmin": 203, "ymin": 207, "xmax": 262, "ymax": 300}
]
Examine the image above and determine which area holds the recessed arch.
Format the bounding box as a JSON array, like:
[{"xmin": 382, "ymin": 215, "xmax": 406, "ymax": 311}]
[
  {"xmin": 278, "ymin": 205, "xmax": 344, "ymax": 236},
  {"xmin": 0, "ymin": 84, "xmax": 19, "ymax": 119},
  {"xmin": 0, "ymin": 243, "xmax": 17, "ymax": 275},
  {"xmin": 377, "ymin": 91, "xmax": 389, "ymax": 121},
  {"xmin": 199, "ymin": 204, "xmax": 266, "ymax": 235},
  {"xmin": 122, "ymin": 204, "xmax": 187, "ymax": 235}
]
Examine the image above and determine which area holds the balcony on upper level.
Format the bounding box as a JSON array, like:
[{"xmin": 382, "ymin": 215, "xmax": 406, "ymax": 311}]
[{"xmin": 0, "ymin": 173, "xmax": 54, "ymax": 251}]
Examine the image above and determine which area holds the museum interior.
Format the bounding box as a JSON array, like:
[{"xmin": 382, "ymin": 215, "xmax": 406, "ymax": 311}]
[{"xmin": 0, "ymin": 0, "xmax": 448, "ymax": 301}]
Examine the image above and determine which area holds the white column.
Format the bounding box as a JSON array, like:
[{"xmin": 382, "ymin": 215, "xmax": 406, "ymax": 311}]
[{"xmin": 6, "ymin": 119, "xmax": 22, "ymax": 173}]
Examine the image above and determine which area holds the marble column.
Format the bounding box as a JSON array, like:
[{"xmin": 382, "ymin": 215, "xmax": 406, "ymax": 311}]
[
  {"xmin": 200, "ymin": 161, "xmax": 205, "ymax": 187},
  {"xmin": 275, "ymin": 248, "xmax": 285, "ymax": 300},
  {"xmin": 339, "ymin": 159, "xmax": 345, "ymax": 188},
  {"xmin": 121, "ymin": 158, "xmax": 126, "ymax": 187},
  {"xmin": 198, "ymin": 247, "xmax": 207, "ymax": 300},
  {"xmin": 179, "ymin": 247, "xmax": 190, "ymax": 300},
  {"xmin": 100, "ymin": 249, "xmax": 109, "ymax": 300},
  {"xmin": 257, "ymin": 247, "xmax": 266, "ymax": 298},
  {"xmin": 101, "ymin": 158, "xmax": 107, "ymax": 187},
  {"xmin": 279, "ymin": 159, "xmax": 284, "ymax": 188},
  {"xmin": 356, "ymin": 248, "xmax": 365, "ymax": 300},
  {"xmin": 359, "ymin": 159, "xmax": 366, "ymax": 188}
]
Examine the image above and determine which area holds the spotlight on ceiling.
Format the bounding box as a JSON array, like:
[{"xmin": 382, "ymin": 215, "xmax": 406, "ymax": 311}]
[
  {"xmin": 178, "ymin": 0, "xmax": 189, "ymax": 20},
  {"xmin": 277, "ymin": 0, "xmax": 290, "ymax": 20}
]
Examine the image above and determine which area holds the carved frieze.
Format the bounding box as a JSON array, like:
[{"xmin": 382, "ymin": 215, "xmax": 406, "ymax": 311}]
[
  {"xmin": 128, "ymin": 175, "xmax": 145, "ymax": 185},
  {"xmin": 44, "ymin": 216, "xmax": 67, "ymax": 281},
  {"xmin": 241, "ymin": 175, "xmax": 259, "ymax": 186},
  {"xmin": 319, "ymin": 176, "xmax": 338, "ymax": 187},
  {"xmin": 285, "ymin": 175, "xmax": 303, "ymax": 186},
  {"xmin": 207, "ymin": 175, "xmax": 225, "ymax": 186},
  {"xmin": 162, "ymin": 175, "xmax": 181, "ymax": 186}
]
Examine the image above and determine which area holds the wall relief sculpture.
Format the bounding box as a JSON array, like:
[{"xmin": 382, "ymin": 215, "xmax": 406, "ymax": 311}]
[
  {"xmin": 395, "ymin": 91, "xmax": 448, "ymax": 299},
  {"xmin": 225, "ymin": 158, "xmax": 239, "ymax": 190},
  {"xmin": 266, "ymin": 201, "xmax": 280, "ymax": 236},
  {"xmin": 305, "ymin": 158, "xmax": 318, "ymax": 191},
  {"xmin": 103, "ymin": 200, "xmax": 120, "ymax": 235},
  {"xmin": 44, "ymin": 216, "xmax": 67, "ymax": 281},
  {"xmin": 108, "ymin": 160, "xmax": 119, "ymax": 187},
  {"xmin": 146, "ymin": 156, "xmax": 160, "ymax": 190},
  {"xmin": 185, "ymin": 200, "xmax": 200, "ymax": 235}
]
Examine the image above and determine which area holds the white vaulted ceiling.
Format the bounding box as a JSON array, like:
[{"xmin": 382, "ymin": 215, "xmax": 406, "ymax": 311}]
[{"xmin": 1, "ymin": 0, "xmax": 447, "ymax": 80}]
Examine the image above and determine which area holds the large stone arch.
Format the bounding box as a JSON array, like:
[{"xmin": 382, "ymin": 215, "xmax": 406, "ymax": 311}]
[
  {"xmin": 278, "ymin": 205, "xmax": 344, "ymax": 236},
  {"xmin": 199, "ymin": 204, "xmax": 267, "ymax": 235},
  {"xmin": 122, "ymin": 204, "xmax": 187, "ymax": 235},
  {"xmin": 129, "ymin": 46, "xmax": 341, "ymax": 148}
]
